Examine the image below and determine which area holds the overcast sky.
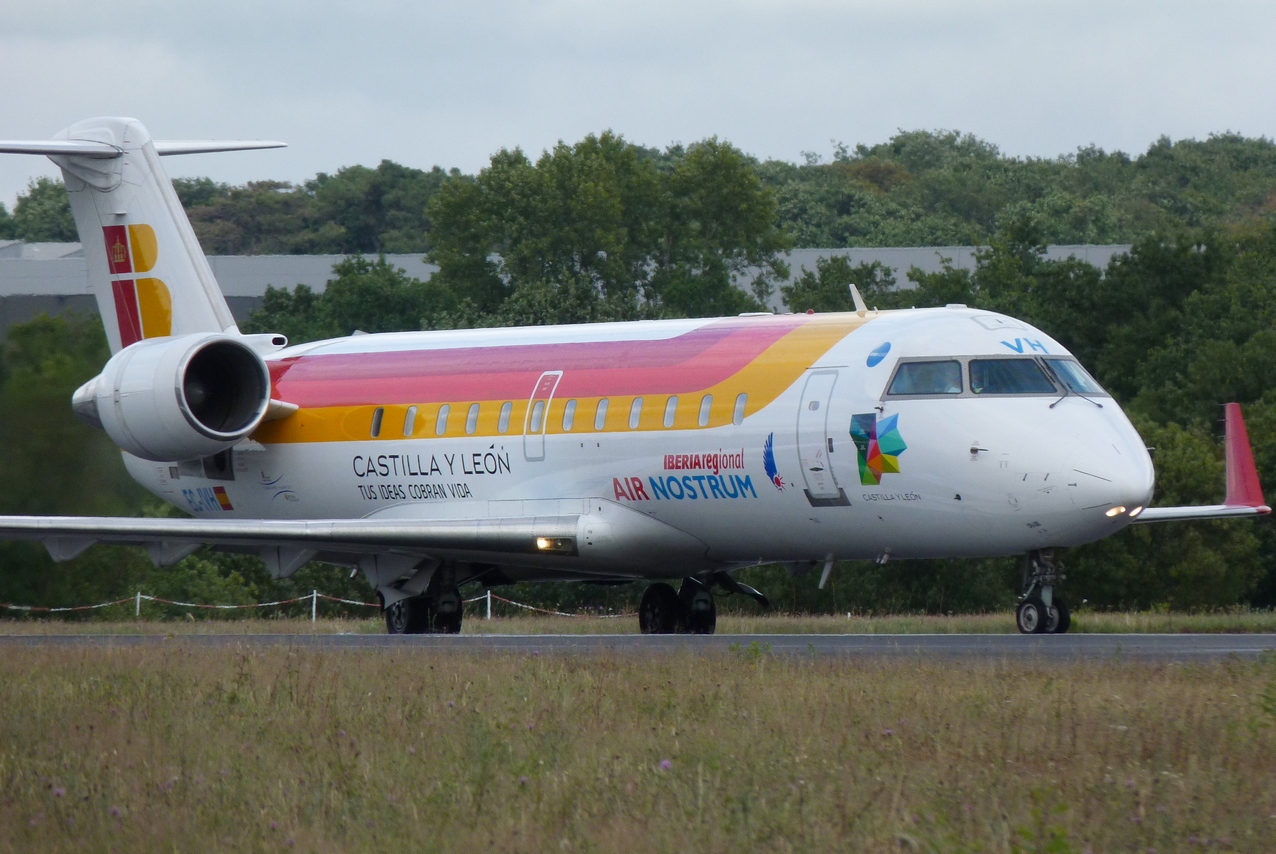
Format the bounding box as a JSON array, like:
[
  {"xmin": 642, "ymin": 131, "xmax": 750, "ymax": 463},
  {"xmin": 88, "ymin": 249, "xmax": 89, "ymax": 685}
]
[{"xmin": 3, "ymin": 0, "xmax": 1275, "ymax": 211}]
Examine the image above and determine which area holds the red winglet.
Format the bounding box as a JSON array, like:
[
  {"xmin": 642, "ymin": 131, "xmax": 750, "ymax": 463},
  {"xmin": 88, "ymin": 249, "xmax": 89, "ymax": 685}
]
[{"xmin": 1224, "ymin": 403, "xmax": 1269, "ymax": 510}]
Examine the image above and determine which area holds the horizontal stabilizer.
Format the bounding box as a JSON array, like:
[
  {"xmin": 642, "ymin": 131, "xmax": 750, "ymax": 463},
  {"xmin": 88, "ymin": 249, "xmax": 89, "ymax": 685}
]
[
  {"xmin": 0, "ymin": 140, "xmax": 120, "ymax": 158},
  {"xmin": 153, "ymin": 140, "xmax": 287, "ymax": 156},
  {"xmin": 1135, "ymin": 402, "xmax": 1270, "ymax": 523},
  {"xmin": 0, "ymin": 139, "xmax": 285, "ymax": 158}
]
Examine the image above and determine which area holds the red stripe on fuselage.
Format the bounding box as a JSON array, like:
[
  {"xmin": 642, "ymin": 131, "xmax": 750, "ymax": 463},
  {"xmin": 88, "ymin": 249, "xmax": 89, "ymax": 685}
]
[{"xmin": 269, "ymin": 316, "xmax": 810, "ymax": 407}]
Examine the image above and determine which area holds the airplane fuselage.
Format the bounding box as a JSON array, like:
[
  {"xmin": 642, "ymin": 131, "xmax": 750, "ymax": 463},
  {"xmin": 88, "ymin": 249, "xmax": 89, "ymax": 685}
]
[{"xmin": 123, "ymin": 306, "xmax": 1157, "ymax": 581}]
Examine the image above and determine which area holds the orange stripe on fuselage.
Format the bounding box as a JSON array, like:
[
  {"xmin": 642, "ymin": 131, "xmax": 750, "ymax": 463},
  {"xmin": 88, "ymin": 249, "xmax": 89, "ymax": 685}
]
[{"xmin": 253, "ymin": 313, "xmax": 869, "ymax": 445}]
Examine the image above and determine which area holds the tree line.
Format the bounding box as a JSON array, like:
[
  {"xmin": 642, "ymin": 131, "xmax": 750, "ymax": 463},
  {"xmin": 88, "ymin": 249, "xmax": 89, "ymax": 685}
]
[
  {"xmin": 1, "ymin": 128, "xmax": 1275, "ymax": 617},
  {"xmin": 7, "ymin": 129, "xmax": 1276, "ymax": 252}
]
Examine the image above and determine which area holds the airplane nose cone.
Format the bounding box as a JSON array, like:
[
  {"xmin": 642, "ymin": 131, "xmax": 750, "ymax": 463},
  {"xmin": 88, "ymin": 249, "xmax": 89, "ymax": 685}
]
[{"xmin": 1066, "ymin": 433, "xmax": 1155, "ymax": 519}]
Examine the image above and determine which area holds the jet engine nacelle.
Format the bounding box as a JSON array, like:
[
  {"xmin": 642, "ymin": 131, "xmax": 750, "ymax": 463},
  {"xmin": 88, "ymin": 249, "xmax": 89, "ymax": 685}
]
[{"xmin": 72, "ymin": 334, "xmax": 272, "ymax": 462}]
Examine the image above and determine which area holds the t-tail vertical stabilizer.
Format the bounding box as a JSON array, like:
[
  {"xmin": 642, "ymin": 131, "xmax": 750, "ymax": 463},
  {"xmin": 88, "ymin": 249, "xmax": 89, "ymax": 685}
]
[{"xmin": 0, "ymin": 117, "xmax": 285, "ymax": 353}]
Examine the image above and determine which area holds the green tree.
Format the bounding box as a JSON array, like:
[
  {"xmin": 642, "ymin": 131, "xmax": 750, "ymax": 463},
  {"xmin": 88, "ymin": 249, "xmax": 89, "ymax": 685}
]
[
  {"xmin": 0, "ymin": 202, "xmax": 15, "ymax": 239},
  {"xmin": 309, "ymin": 161, "xmax": 456, "ymax": 253},
  {"xmin": 0, "ymin": 315, "xmax": 152, "ymax": 609},
  {"xmin": 427, "ymin": 132, "xmax": 790, "ymax": 324},
  {"xmin": 243, "ymin": 254, "xmax": 456, "ymax": 343},
  {"xmin": 12, "ymin": 178, "xmax": 76, "ymax": 242},
  {"xmin": 177, "ymin": 161, "xmax": 455, "ymax": 256},
  {"xmin": 781, "ymin": 256, "xmax": 896, "ymax": 313}
]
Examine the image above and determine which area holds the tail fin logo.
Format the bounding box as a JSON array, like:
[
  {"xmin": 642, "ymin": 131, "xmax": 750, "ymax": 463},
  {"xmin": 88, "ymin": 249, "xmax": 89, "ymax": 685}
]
[
  {"xmin": 109, "ymin": 236, "xmax": 128, "ymax": 269},
  {"xmin": 102, "ymin": 224, "xmax": 172, "ymax": 347}
]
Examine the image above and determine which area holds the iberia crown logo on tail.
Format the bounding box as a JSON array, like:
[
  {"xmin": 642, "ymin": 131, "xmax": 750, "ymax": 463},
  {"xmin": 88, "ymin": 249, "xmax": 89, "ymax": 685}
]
[{"xmin": 102, "ymin": 224, "xmax": 172, "ymax": 347}]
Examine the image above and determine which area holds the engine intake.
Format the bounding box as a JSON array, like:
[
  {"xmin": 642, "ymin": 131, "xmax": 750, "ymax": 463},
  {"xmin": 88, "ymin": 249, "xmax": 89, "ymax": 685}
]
[{"xmin": 73, "ymin": 334, "xmax": 272, "ymax": 461}]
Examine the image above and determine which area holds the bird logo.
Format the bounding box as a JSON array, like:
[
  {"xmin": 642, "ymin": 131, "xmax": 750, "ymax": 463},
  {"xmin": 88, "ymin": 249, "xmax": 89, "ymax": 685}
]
[{"xmin": 763, "ymin": 432, "xmax": 785, "ymax": 491}]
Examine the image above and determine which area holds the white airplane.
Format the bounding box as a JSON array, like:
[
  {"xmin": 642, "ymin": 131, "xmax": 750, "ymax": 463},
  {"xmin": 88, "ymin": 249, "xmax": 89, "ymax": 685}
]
[{"xmin": 0, "ymin": 117, "xmax": 1268, "ymax": 635}]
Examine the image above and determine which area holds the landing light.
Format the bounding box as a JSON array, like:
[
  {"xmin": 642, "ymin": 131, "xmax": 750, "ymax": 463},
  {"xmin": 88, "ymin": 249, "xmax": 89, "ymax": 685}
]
[
  {"xmin": 536, "ymin": 536, "xmax": 575, "ymax": 553},
  {"xmin": 1105, "ymin": 506, "xmax": 1127, "ymax": 518},
  {"xmin": 1129, "ymin": 506, "xmax": 1144, "ymax": 518}
]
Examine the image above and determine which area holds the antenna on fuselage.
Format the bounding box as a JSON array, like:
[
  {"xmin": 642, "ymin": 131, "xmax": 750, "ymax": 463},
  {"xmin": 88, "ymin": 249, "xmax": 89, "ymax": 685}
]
[{"xmin": 849, "ymin": 283, "xmax": 868, "ymax": 316}]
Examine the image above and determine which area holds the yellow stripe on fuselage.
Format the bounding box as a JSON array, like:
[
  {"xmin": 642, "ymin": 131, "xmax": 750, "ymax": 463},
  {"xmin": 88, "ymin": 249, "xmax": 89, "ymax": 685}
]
[{"xmin": 252, "ymin": 313, "xmax": 869, "ymax": 445}]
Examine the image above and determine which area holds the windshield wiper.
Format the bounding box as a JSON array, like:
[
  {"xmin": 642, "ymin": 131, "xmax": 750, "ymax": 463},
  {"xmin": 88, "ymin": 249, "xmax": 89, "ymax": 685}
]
[{"xmin": 1043, "ymin": 361, "xmax": 1102, "ymax": 409}]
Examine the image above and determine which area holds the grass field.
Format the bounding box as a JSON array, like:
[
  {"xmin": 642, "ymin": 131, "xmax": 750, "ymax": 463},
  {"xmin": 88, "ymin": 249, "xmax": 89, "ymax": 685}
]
[
  {"xmin": 1, "ymin": 644, "xmax": 1274, "ymax": 852},
  {"xmin": 6, "ymin": 608, "xmax": 1276, "ymax": 635}
]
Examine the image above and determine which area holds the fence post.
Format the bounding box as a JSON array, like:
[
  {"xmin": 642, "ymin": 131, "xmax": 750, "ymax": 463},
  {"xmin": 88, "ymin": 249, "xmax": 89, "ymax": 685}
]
[
  {"xmin": 312, "ymin": 590, "xmax": 317, "ymax": 623},
  {"xmin": 135, "ymin": 590, "xmax": 141, "ymax": 619},
  {"xmin": 486, "ymin": 589, "xmax": 492, "ymax": 620}
]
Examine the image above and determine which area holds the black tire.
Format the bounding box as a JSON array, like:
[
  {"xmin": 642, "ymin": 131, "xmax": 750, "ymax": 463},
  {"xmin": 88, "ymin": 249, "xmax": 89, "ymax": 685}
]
[
  {"xmin": 1016, "ymin": 598, "xmax": 1048, "ymax": 634},
  {"xmin": 385, "ymin": 596, "xmax": 430, "ymax": 634},
  {"xmin": 433, "ymin": 609, "xmax": 463, "ymax": 634},
  {"xmin": 678, "ymin": 580, "xmax": 717, "ymax": 634},
  {"xmin": 1051, "ymin": 597, "xmax": 1071, "ymax": 634},
  {"xmin": 639, "ymin": 583, "xmax": 682, "ymax": 634},
  {"xmin": 685, "ymin": 600, "xmax": 716, "ymax": 634}
]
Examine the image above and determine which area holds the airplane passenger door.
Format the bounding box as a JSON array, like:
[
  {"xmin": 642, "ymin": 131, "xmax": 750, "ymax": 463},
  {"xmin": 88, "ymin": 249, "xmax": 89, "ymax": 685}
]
[
  {"xmin": 524, "ymin": 371, "xmax": 562, "ymax": 462},
  {"xmin": 797, "ymin": 370, "xmax": 850, "ymax": 507}
]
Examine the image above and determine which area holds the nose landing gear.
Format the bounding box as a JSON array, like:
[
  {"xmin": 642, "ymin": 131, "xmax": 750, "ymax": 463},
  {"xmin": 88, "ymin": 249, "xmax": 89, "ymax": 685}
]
[{"xmin": 1017, "ymin": 550, "xmax": 1071, "ymax": 634}]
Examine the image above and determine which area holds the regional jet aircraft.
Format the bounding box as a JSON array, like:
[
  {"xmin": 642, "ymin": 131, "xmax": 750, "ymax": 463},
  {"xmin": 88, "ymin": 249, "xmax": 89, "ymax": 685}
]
[{"xmin": 0, "ymin": 118, "xmax": 1267, "ymax": 634}]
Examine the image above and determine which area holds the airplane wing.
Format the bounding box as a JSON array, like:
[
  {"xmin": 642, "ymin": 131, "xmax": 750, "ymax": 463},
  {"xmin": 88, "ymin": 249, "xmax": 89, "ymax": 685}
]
[
  {"xmin": 0, "ymin": 514, "xmax": 578, "ymax": 576},
  {"xmin": 1133, "ymin": 403, "xmax": 1270, "ymax": 523},
  {"xmin": 0, "ymin": 502, "xmax": 711, "ymax": 579}
]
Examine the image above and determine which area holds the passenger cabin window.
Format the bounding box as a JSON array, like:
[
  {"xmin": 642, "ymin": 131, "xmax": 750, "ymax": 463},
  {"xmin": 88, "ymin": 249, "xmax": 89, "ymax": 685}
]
[
  {"xmin": 663, "ymin": 396, "xmax": 678, "ymax": 428},
  {"xmin": 1043, "ymin": 358, "xmax": 1108, "ymax": 396},
  {"xmin": 402, "ymin": 405, "xmax": 417, "ymax": 436},
  {"xmin": 435, "ymin": 404, "xmax": 450, "ymax": 435},
  {"xmin": 498, "ymin": 401, "xmax": 512, "ymax": 433},
  {"xmin": 529, "ymin": 400, "xmax": 546, "ymax": 433},
  {"xmin": 562, "ymin": 399, "xmax": 577, "ymax": 431},
  {"xmin": 970, "ymin": 359, "xmax": 1056, "ymax": 395},
  {"xmin": 732, "ymin": 393, "xmax": 747, "ymax": 426},
  {"xmin": 594, "ymin": 399, "xmax": 609, "ymax": 430},
  {"xmin": 888, "ymin": 361, "xmax": 963, "ymax": 396},
  {"xmin": 698, "ymin": 394, "xmax": 713, "ymax": 427},
  {"xmin": 465, "ymin": 403, "xmax": 479, "ymax": 435},
  {"xmin": 370, "ymin": 407, "xmax": 384, "ymax": 438},
  {"xmin": 629, "ymin": 398, "xmax": 643, "ymax": 429}
]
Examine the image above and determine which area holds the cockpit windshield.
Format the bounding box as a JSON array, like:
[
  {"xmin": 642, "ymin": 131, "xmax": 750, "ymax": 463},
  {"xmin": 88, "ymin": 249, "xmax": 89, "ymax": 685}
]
[
  {"xmin": 887, "ymin": 360, "xmax": 963, "ymax": 395},
  {"xmin": 1043, "ymin": 358, "xmax": 1108, "ymax": 396},
  {"xmin": 969, "ymin": 359, "xmax": 1056, "ymax": 395}
]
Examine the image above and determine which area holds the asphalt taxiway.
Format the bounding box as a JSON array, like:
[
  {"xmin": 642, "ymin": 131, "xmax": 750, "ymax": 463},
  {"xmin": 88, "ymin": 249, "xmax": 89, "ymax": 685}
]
[{"xmin": 3, "ymin": 633, "xmax": 1276, "ymax": 660}]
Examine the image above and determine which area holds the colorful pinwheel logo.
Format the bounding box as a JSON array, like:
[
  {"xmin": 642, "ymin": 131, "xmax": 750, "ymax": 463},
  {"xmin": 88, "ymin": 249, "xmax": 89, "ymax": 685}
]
[{"xmin": 850, "ymin": 413, "xmax": 907, "ymax": 486}]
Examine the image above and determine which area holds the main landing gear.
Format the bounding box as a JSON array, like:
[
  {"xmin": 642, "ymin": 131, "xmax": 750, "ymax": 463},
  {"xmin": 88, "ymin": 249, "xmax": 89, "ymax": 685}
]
[
  {"xmin": 1016, "ymin": 549, "xmax": 1071, "ymax": 635},
  {"xmin": 384, "ymin": 566, "xmax": 464, "ymax": 635},
  {"xmin": 638, "ymin": 573, "xmax": 770, "ymax": 635}
]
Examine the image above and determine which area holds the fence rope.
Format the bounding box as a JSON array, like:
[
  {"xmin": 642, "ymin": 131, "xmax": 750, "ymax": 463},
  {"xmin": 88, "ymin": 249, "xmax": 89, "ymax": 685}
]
[{"xmin": 0, "ymin": 592, "xmax": 634, "ymax": 618}]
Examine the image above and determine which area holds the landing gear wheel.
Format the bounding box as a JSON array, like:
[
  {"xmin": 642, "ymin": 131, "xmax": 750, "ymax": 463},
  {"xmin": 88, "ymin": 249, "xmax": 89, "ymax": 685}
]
[
  {"xmin": 639, "ymin": 583, "xmax": 682, "ymax": 634},
  {"xmin": 1048, "ymin": 597, "xmax": 1071, "ymax": 634},
  {"xmin": 433, "ymin": 610, "xmax": 463, "ymax": 634},
  {"xmin": 385, "ymin": 596, "xmax": 430, "ymax": 634},
  {"xmin": 679, "ymin": 581, "xmax": 717, "ymax": 635},
  {"xmin": 1016, "ymin": 598, "xmax": 1048, "ymax": 635},
  {"xmin": 433, "ymin": 588, "xmax": 463, "ymax": 634}
]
